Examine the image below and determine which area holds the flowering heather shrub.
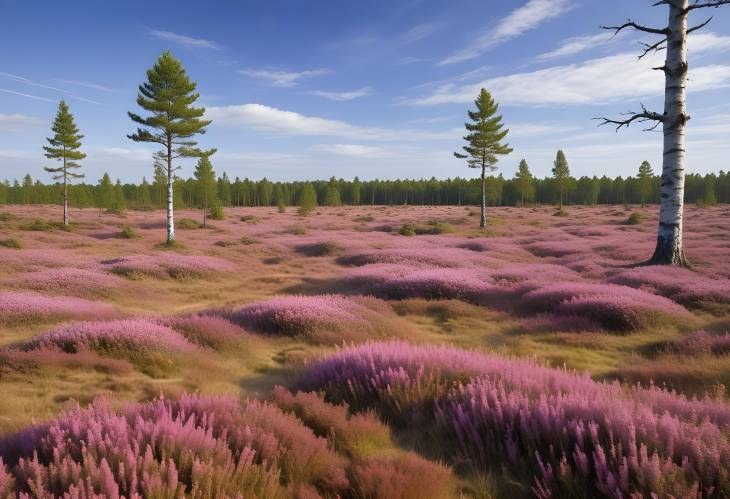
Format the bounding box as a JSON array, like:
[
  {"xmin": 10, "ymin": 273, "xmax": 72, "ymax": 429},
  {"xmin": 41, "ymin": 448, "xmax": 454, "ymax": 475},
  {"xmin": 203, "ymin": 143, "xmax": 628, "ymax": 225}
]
[
  {"xmin": 608, "ymin": 266, "xmax": 730, "ymax": 306},
  {"xmin": 224, "ymin": 295, "xmax": 411, "ymax": 344},
  {"xmin": 664, "ymin": 330, "xmax": 730, "ymax": 357},
  {"xmin": 521, "ymin": 282, "xmax": 688, "ymax": 330},
  {"xmin": 298, "ymin": 341, "xmax": 730, "ymax": 498},
  {"xmin": 0, "ymin": 394, "xmax": 349, "ymax": 497},
  {"xmin": 491, "ymin": 263, "xmax": 581, "ymax": 284},
  {"xmin": 272, "ymin": 387, "xmax": 455, "ymax": 498},
  {"xmin": 368, "ymin": 268, "xmax": 496, "ymax": 301},
  {"xmin": 165, "ymin": 314, "xmax": 251, "ymax": 349},
  {"xmin": 102, "ymin": 253, "xmax": 233, "ymax": 279},
  {"xmin": 337, "ymin": 247, "xmax": 486, "ymax": 268},
  {"xmin": 0, "ymin": 248, "xmax": 87, "ymax": 271},
  {"xmin": 12, "ymin": 319, "xmax": 194, "ymax": 355},
  {"xmin": 5, "ymin": 268, "xmax": 124, "ymax": 297},
  {"xmin": 295, "ymin": 240, "xmax": 337, "ymax": 256},
  {"xmin": 0, "ymin": 292, "xmax": 115, "ymax": 325}
]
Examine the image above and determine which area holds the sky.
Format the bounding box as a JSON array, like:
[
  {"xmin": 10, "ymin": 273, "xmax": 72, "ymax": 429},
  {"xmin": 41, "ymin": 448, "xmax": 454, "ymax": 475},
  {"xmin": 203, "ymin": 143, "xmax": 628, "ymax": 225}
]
[{"xmin": 1, "ymin": 0, "xmax": 729, "ymax": 183}]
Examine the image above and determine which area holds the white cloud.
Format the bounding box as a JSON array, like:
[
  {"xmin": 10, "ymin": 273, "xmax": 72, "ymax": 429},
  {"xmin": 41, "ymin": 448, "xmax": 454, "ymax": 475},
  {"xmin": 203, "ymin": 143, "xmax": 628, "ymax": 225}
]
[
  {"xmin": 0, "ymin": 88, "xmax": 55, "ymax": 103},
  {"xmin": 90, "ymin": 147, "xmax": 156, "ymax": 163},
  {"xmin": 0, "ymin": 114, "xmax": 43, "ymax": 131},
  {"xmin": 0, "ymin": 72, "xmax": 102, "ymax": 104},
  {"xmin": 398, "ymin": 22, "xmax": 444, "ymax": 45},
  {"xmin": 147, "ymin": 29, "xmax": 221, "ymax": 50},
  {"xmin": 310, "ymin": 87, "xmax": 373, "ymax": 101},
  {"xmin": 54, "ymin": 79, "xmax": 119, "ymax": 93},
  {"xmin": 536, "ymin": 32, "xmax": 623, "ymax": 61},
  {"xmin": 311, "ymin": 143, "xmax": 389, "ymax": 158},
  {"xmin": 689, "ymin": 32, "xmax": 730, "ymax": 55},
  {"xmin": 508, "ymin": 122, "xmax": 579, "ymax": 137},
  {"xmin": 440, "ymin": 0, "xmax": 574, "ymax": 65},
  {"xmin": 411, "ymin": 49, "xmax": 730, "ymax": 106},
  {"xmin": 206, "ymin": 103, "xmax": 457, "ymax": 141},
  {"xmin": 238, "ymin": 68, "xmax": 330, "ymax": 88}
]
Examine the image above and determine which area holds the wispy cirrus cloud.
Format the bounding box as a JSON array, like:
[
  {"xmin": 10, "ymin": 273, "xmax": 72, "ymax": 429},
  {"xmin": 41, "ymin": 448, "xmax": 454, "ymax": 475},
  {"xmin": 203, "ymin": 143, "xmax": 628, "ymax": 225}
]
[
  {"xmin": 310, "ymin": 87, "xmax": 373, "ymax": 101},
  {"xmin": 535, "ymin": 32, "xmax": 625, "ymax": 61},
  {"xmin": 0, "ymin": 113, "xmax": 44, "ymax": 131},
  {"xmin": 206, "ymin": 103, "xmax": 457, "ymax": 141},
  {"xmin": 410, "ymin": 34, "xmax": 730, "ymax": 107},
  {"xmin": 0, "ymin": 88, "xmax": 56, "ymax": 103},
  {"xmin": 0, "ymin": 72, "xmax": 102, "ymax": 104},
  {"xmin": 147, "ymin": 29, "xmax": 222, "ymax": 50},
  {"xmin": 54, "ymin": 79, "xmax": 120, "ymax": 93},
  {"xmin": 311, "ymin": 143, "xmax": 389, "ymax": 158},
  {"xmin": 398, "ymin": 22, "xmax": 444, "ymax": 45},
  {"xmin": 439, "ymin": 0, "xmax": 574, "ymax": 65},
  {"xmin": 238, "ymin": 68, "xmax": 330, "ymax": 88}
]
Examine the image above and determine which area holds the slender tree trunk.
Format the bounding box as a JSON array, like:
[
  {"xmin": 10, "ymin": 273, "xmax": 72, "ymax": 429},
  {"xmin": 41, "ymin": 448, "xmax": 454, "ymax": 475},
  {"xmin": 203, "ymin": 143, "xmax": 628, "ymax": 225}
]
[
  {"xmin": 650, "ymin": 0, "xmax": 689, "ymax": 266},
  {"xmin": 480, "ymin": 165, "xmax": 486, "ymax": 228},
  {"xmin": 203, "ymin": 194, "xmax": 207, "ymax": 228},
  {"xmin": 559, "ymin": 188, "xmax": 563, "ymax": 211},
  {"xmin": 521, "ymin": 191, "xmax": 524, "ymax": 208},
  {"xmin": 166, "ymin": 139, "xmax": 175, "ymax": 244}
]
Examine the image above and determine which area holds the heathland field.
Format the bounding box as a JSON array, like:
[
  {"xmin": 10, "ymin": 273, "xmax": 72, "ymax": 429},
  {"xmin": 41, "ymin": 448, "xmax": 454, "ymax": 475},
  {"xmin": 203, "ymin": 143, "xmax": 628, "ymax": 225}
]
[{"xmin": 1, "ymin": 204, "xmax": 730, "ymax": 497}]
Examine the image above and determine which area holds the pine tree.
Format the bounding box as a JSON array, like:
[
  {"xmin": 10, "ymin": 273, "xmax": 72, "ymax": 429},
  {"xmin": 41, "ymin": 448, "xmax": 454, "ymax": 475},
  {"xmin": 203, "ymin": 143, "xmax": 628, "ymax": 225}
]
[
  {"xmin": 97, "ymin": 173, "xmax": 114, "ymax": 213},
  {"xmin": 193, "ymin": 153, "xmax": 217, "ymax": 227},
  {"xmin": 139, "ymin": 177, "xmax": 153, "ymax": 208},
  {"xmin": 43, "ymin": 101, "xmax": 86, "ymax": 225},
  {"xmin": 21, "ymin": 175, "xmax": 33, "ymax": 205},
  {"xmin": 297, "ymin": 182, "xmax": 318, "ymax": 216},
  {"xmin": 703, "ymin": 174, "xmax": 717, "ymax": 206},
  {"xmin": 112, "ymin": 180, "xmax": 126, "ymax": 212},
  {"xmin": 454, "ymin": 88, "xmax": 512, "ymax": 227},
  {"xmin": 514, "ymin": 159, "xmax": 534, "ymax": 207},
  {"xmin": 128, "ymin": 50, "xmax": 215, "ymax": 245},
  {"xmin": 351, "ymin": 176, "xmax": 361, "ymax": 205},
  {"xmin": 324, "ymin": 177, "xmax": 341, "ymax": 206},
  {"xmin": 637, "ymin": 160, "xmax": 654, "ymax": 208},
  {"xmin": 552, "ymin": 150, "xmax": 570, "ymax": 210}
]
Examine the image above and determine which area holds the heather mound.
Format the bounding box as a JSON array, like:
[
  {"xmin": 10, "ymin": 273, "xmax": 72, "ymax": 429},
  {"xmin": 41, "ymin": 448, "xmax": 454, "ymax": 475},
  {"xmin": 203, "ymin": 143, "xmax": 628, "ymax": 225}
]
[
  {"xmin": 4, "ymin": 268, "xmax": 125, "ymax": 297},
  {"xmin": 0, "ymin": 292, "xmax": 116, "ymax": 326},
  {"xmin": 101, "ymin": 253, "xmax": 233, "ymax": 279},
  {"xmin": 337, "ymin": 247, "xmax": 490, "ymax": 268},
  {"xmin": 222, "ymin": 295, "xmax": 416, "ymax": 344},
  {"xmin": 609, "ymin": 265, "xmax": 730, "ymax": 307},
  {"xmin": 298, "ymin": 341, "xmax": 730, "ymax": 498},
  {"xmin": 0, "ymin": 394, "xmax": 349, "ymax": 498},
  {"xmin": 6, "ymin": 319, "xmax": 195, "ymax": 376},
  {"xmin": 521, "ymin": 282, "xmax": 690, "ymax": 330}
]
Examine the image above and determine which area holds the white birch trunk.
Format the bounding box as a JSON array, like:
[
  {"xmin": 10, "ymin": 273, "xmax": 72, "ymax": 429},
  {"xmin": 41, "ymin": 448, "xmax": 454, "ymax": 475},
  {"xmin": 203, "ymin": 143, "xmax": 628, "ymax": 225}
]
[
  {"xmin": 651, "ymin": 0, "xmax": 689, "ymax": 265},
  {"xmin": 166, "ymin": 147, "xmax": 175, "ymax": 244},
  {"xmin": 480, "ymin": 165, "xmax": 487, "ymax": 228}
]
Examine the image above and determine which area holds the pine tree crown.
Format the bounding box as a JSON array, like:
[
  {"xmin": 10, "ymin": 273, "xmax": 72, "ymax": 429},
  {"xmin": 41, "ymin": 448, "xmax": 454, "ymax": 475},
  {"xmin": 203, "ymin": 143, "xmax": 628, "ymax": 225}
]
[{"xmin": 453, "ymin": 88, "xmax": 512, "ymax": 170}]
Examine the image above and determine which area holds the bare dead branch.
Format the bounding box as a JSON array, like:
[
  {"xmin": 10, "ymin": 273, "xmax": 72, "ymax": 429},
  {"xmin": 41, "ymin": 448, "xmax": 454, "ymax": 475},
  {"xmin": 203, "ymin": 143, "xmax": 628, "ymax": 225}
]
[
  {"xmin": 686, "ymin": 0, "xmax": 730, "ymax": 11},
  {"xmin": 639, "ymin": 39, "xmax": 667, "ymax": 59},
  {"xmin": 595, "ymin": 104, "xmax": 665, "ymax": 132},
  {"xmin": 687, "ymin": 16, "xmax": 714, "ymax": 33},
  {"xmin": 602, "ymin": 20, "xmax": 669, "ymax": 36}
]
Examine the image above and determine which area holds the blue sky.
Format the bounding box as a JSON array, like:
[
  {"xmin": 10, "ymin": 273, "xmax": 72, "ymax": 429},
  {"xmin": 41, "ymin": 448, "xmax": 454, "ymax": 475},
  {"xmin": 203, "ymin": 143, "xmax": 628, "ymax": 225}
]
[{"xmin": 1, "ymin": 0, "xmax": 729, "ymax": 183}]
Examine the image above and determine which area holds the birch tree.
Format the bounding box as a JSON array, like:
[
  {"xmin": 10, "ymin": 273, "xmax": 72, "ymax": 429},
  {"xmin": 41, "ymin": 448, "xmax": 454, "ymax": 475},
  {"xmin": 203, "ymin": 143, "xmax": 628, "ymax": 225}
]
[
  {"xmin": 43, "ymin": 100, "xmax": 85, "ymax": 226},
  {"xmin": 598, "ymin": 0, "xmax": 729, "ymax": 266},
  {"xmin": 128, "ymin": 50, "xmax": 214, "ymax": 245}
]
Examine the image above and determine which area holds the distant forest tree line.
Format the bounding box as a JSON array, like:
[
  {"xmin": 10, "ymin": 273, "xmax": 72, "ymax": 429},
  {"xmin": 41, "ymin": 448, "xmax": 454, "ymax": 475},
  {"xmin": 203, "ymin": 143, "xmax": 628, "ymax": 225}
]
[{"xmin": 1, "ymin": 168, "xmax": 726, "ymax": 210}]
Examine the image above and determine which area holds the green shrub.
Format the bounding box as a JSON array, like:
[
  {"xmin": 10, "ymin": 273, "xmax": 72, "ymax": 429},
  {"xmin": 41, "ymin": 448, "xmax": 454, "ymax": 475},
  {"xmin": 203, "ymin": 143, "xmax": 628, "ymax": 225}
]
[
  {"xmin": 0, "ymin": 237, "xmax": 22, "ymax": 249},
  {"xmin": 23, "ymin": 218, "xmax": 52, "ymax": 231},
  {"xmin": 286, "ymin": 225, "xmax": 307, "ymax": 235},
  {"xmin": 240, "ymin": 236, "xmax": 258, "ymax": 245},
  {"xmin": 209, "ymin": 203, "xmax": 224, "ymax": 220},
  {"xmin": 626, "ymin": 212, "xmax": 643, "ymax": 225},
  {"xmin": 177, "ymin": 218, "xmax": 200, "ymax": 230},
  {"xmin": 120, "ymin": 225, "xmax": 137, "ymax": 239},
  {"xmin": 277, "ymin": 199, "xmax": 287, "ymax": 213},
  {"xmin": 399, "ymin": 224, "xmax": 416, "ymax": 236},
  {"xmin": 417, "ymin": 220, "xmax": 453, "ymax": 234},
  {"xmin": 299, "ymin": 241, "xmax": 337, "ymax": 256},
  {"xmin": 553, "ymin": 208, "xmax": 569, "ymax": 217},
  {"xmin": 240, "ymin": 214, "xmax": 258, "ymax": 223},
  {"xmin": 0, "ymin": 212, "xmax": 16, "ymax": 222}
]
